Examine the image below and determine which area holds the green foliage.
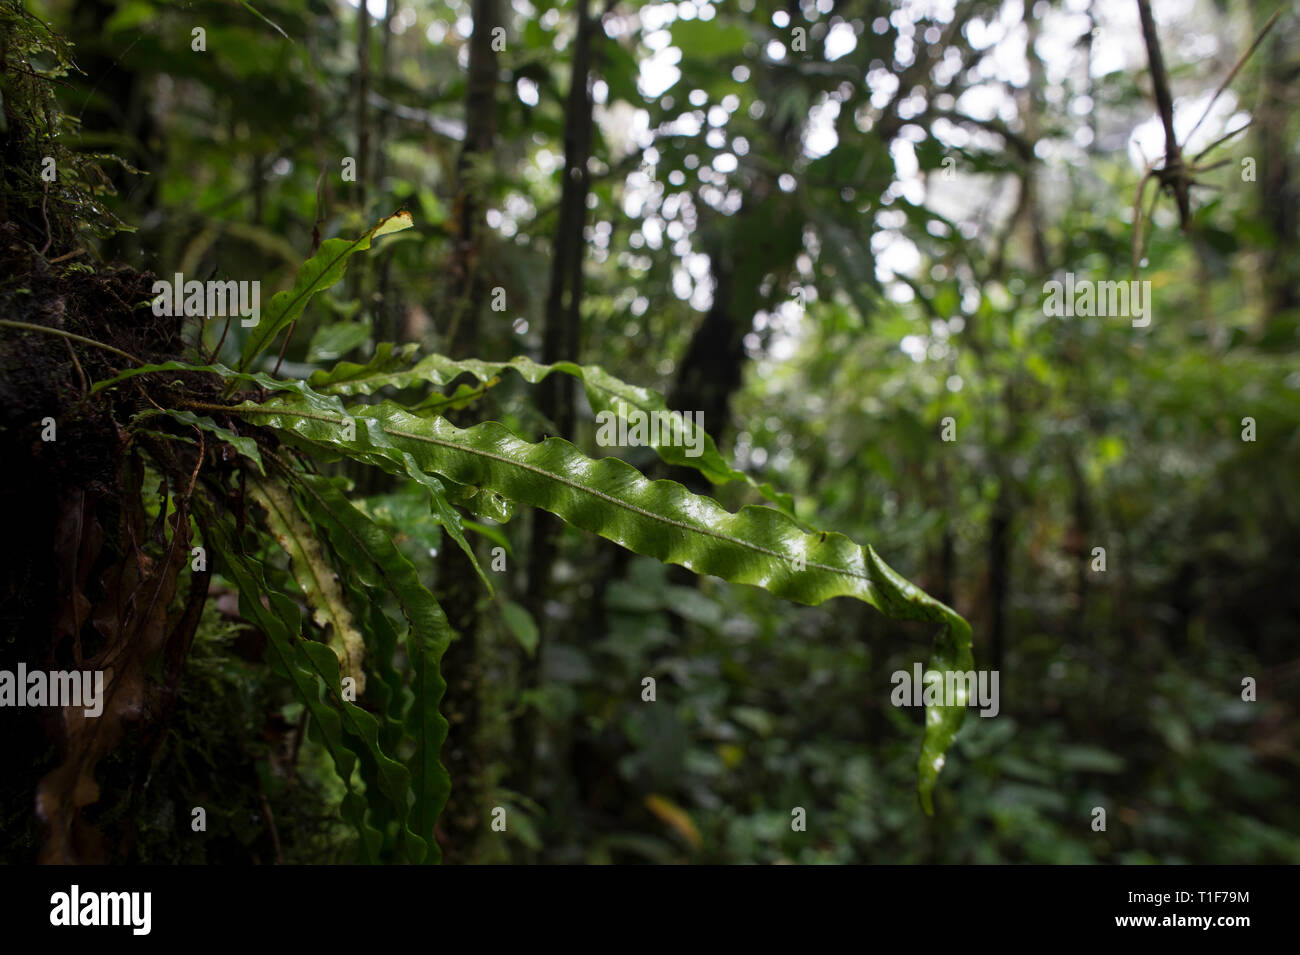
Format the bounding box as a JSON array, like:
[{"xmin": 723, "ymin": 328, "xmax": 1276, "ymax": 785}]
[
  {"xmin": 289, "ymin": 472, "xmax": 454, "ymax": 860},
  {"xmin": 238, "ymin": 211, "xmax": 413, "ymax": 372},
  {"xmin": 83, "ymin": 275, "xmax": 971, "ymax": 855},
  {"xmin": 11, "ymin": 0, "xmax": 1296, "ymax": 867},
  {"xmin": 219, "ymin": 371, "xmax": 971, "ymax": 809},
  {"xmin": 309, "ymin": 350, "xmax": 799, "ymax": 517},
  {"xmin": 208, "ymin": 519, "xmax": 381, "ymax": 859}
]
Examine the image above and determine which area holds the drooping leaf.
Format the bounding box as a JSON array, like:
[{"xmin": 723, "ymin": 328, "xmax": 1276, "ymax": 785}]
[
  {"xmin": 207, "ymin": 518, "xmax": 384, "ymax": 861},
  {"xmin": 248, "ymin": 474, "xmax": 366, "ymax": 690},
  {"xmin": 351, "ymin": 604, "xmax": 409, "ymax": 861},
  {"xmin": 395, "ymin": 451, "xmax": 492, "ymax": 593},
  {"xmin": 293, "ymin": 639, "xmax": 426, "ymax": 863},
  {"xmin": 286, "ymin": 472, "xmax": 454, "ymax": 857},
  {"xmin": 212, "ymin": 510, "xmax": 438, "ymax": 862}
]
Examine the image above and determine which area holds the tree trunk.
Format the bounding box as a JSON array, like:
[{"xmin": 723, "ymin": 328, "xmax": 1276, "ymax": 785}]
[
  {"xmin": 520, "ymin": 0, "xmax": 596, "ymax": 796},
  {"xmin": 435, "ymin": 0, "xmax": 501, "ymax": 864}
]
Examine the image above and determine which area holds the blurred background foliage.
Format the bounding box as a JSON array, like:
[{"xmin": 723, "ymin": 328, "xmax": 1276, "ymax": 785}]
[{"xmin": 21, "ymin": 0, "xmax": 1300, "ymax": 862}]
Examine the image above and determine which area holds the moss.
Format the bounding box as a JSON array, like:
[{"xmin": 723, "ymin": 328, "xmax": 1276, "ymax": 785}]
[
  {"xmin": 120, "ymin": 602, "xmax": 353, "ymax": 864},
  {"xmin": 0, "ymin": 0, "xmax": 132, "ymax": 255}
]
